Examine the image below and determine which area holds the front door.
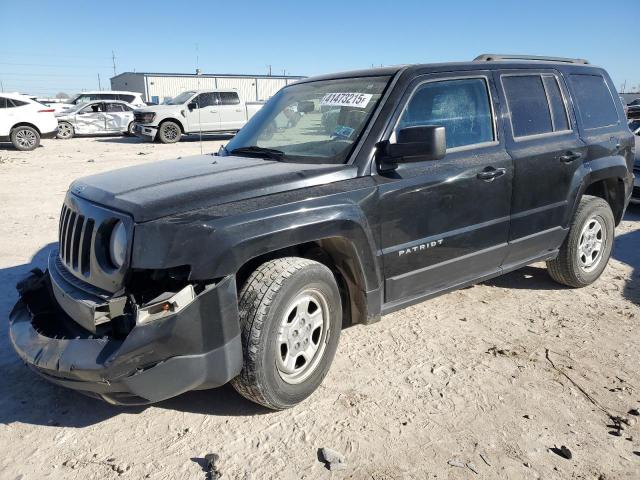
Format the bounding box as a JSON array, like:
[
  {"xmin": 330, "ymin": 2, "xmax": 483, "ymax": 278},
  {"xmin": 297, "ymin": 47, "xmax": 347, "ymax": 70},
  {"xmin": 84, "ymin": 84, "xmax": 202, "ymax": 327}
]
[
  {"xmin": 185, "ymin": 92, "xmax": 220, "ymax": 132},
  {"xmin": 217, "ymin": 91, "xmax": 245, "ymax": 130},
  {"xmin": 74, "ymin": 102, "xmax": 106, "ymax": 134},
  {"xmin": 377, "ymin": 73, "xmax": 513, "ymax": 305},
  {"xmin": 494, "ymin": 70, "xmax": 587, "ymax": 268}
]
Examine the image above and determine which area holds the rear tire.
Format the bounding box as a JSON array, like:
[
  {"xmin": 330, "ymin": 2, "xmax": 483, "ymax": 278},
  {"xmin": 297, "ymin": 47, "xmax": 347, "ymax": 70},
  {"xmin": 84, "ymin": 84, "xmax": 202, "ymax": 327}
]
[
  {"xmin": 56, "ymin": 122, "xmax": 74, "ymax": 139},
  {"xmin": 124, "ymin": 121, "xmax": 135, "ymax": 136},
  {"xmin": 11, "ymin": 126, "xmax": 40, "ymax": 151},
  {"xmin": 231, "ymin": 257, "xmax": 342, "ymax": 410},
  {"xmin": 546, "ymin": 195, "xmax": 614, "ymax": 287},
  {"xmin": 157, "ymin": 121, "xmax": 181, "ymax": 143}
]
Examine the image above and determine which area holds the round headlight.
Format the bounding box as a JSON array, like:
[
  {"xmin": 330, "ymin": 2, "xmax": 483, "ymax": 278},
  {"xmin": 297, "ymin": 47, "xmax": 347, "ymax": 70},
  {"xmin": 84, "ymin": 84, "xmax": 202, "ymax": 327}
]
[{"xmin": 109, "ymin": 221, "xmax": 127, "ymax": 268}]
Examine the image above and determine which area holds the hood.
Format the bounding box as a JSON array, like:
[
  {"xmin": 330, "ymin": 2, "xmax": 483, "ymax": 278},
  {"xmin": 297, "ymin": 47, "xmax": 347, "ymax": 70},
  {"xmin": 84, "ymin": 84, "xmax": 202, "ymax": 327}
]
[{"xmin": 70, "ymin": 155, "xmax": 357, "ymax": 222}]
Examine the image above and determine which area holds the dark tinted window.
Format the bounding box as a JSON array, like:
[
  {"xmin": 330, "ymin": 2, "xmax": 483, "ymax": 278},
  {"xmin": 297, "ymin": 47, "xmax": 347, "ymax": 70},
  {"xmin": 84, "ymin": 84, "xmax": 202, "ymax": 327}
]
[
  {"xmin": 569, "ymin": 74, "xmax": 619, "ymax": 129},
  {"xmin": 502, "ymin": 75, "xmax": 552, "ymax": 137},
  {"xmin": 102, "ymin": 94, "xmax": 117, "ymax": 100},
  {"xmin": 193, "ymin": 93, "xmax": 216, "ymax": 108},
  {"xmin": 398, "ymin": 78, "xmax": 494, "ymax": 149},
  {"xmin": 0, "ymin": 97, "xmax": 7, "ymax": 108},
  {"xmin": 118, "ymin": 94, "xmax": 135, "ymax": 103},
  {"xmin": 542, "ymin": 76, "xmax": 569, "ymax": 131},
  {"xmin": 219, "ymin": 92, "xmax": 240, "ymax": 105}
]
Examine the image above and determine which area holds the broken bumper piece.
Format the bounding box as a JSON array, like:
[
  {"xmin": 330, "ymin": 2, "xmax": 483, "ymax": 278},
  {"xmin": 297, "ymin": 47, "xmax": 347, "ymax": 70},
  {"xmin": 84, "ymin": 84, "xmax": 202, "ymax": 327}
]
[{"xmin": 8, "ymin": 267, "xmax": 243, "ymax": 405}]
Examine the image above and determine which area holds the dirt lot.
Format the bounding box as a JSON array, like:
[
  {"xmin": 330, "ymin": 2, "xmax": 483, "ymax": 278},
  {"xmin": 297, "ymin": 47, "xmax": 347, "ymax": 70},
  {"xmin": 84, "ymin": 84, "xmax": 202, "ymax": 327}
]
[{"xmin": 0, "ymin": 136, "xmax": 639, "ymax": 480}]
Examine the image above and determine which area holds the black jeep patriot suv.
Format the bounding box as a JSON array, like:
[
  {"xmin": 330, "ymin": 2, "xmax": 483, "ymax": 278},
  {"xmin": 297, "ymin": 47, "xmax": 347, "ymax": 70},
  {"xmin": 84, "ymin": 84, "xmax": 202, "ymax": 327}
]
[{"xmin": 10, "ymin": 54, "xmax": 635, "ymax": 410}]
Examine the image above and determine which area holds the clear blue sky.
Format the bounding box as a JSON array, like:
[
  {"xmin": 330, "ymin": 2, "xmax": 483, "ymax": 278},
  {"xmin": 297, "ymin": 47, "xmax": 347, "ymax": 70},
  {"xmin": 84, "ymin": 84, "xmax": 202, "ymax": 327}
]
[{"xmin": 0, "ymin": 0, "xmax": 637, "ymax": 97}]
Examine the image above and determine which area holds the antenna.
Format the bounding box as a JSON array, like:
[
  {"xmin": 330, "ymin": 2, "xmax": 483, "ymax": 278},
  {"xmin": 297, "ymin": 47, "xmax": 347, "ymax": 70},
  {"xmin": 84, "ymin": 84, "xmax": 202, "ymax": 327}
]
[
  {"xmin": 97, "ymin": 73, "xmax": 102, "ymax": 90},
  {"xmin": 196, "ymin": 44, "xmax": 203, "ymax": 155},
  {"xmin": 112, "ymin": 50, "xmax": 117, "ymax": 76},
  {"xmin": 267, "ymin": 64, "xmax": 272, "ymax": 76}
]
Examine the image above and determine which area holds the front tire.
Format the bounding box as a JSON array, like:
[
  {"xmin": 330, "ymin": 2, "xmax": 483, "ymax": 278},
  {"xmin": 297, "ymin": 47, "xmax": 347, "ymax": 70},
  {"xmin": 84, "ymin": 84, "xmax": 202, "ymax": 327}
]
[
  {"xmin": 157, "ymin": 121, "xmax": 181, "ymax": 143},
  {"xmin": 231, "ymin": 257, "xmax": 342, "ymax": 410},
  {"xmin": 547, "ymin": 195, "xmax": 614, "ymax": 287},
  {"xmin": 11, "ymin": 126, "xmax": 40, "ymax": 151},
  {"xmin": 56, "ymin": 122, "xmax": 74, "ymax": 139}
]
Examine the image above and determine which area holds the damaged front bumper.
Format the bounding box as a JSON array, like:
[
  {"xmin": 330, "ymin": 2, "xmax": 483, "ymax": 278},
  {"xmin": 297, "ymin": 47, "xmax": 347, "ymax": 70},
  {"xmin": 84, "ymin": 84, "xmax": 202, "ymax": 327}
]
[
  {"xmin": 8, "ymin": 256, "xmax": 243, "ymax": 405},
  {"xmin": 132, "ymin": 123, "xmax": 158, "ymax": 142}
]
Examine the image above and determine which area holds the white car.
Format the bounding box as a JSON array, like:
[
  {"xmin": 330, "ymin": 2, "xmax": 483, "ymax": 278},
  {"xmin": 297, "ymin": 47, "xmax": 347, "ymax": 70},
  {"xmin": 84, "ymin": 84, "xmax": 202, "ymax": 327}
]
[
  {"xmin": 0, "ymin": 92, "xmax": 58, "ymax": 151},
  {"xmin": 55, "ymin": 100, "xmax": 136, "ymax": 139},
  {"xmin": 48, "ymin": 91, "xmax": 146, "ymax": 113}
]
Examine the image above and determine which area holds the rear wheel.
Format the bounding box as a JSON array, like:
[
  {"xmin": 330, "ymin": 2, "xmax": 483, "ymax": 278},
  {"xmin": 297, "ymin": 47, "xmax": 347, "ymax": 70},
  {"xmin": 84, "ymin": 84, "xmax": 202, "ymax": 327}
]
[
  {"xmin": 56, "ymin": 122, "xmax": 74, "ymax": 139},
  {"xmin": 124, "ymin": 121, "xmax": 135, "ymax": 136},
  {"xmin": 11, "ymin": 126, "xmax": 40, "ymax": 151},
  {"xmin": 231, "ymin": 257, "xmax": 342, "ymax": 410},
  {"xmin": 157, "ymin": 121, "xmax": 181, "ymax": 143},
  {"xmin": 546, "ymin": 195, "xmax": 614, "ymax": 287}
]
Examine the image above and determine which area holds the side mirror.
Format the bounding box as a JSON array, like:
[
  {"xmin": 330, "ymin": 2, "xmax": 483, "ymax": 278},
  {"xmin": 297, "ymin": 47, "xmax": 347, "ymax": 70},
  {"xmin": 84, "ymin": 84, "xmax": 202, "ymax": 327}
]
[
  {"xmin": 188, "ymin": 102, "xmax": 197, "ymax": 111},
  {"xmin": 377, "ymin": 125, "xmax": 446, "ymax": 171},
  {"xmin": 297, "ymin": 101, "xmax": 315, "ymax": 113}
]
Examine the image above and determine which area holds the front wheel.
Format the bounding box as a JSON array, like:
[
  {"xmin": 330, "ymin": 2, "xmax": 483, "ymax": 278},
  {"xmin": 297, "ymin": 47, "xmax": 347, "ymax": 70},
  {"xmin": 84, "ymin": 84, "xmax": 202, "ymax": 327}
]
[
  {"xmin": 231, "ymin": 257, "xmax": 342, "ymax": 410},
  {"xmin": 56, "ymin": 122, "xmax": 74, "ymax": 139},
  {"xmin": 11, "ymin": 126, "xmax": 40, "ymax": 151},
  {"xmin": 157, "ymin": 121, "xmax": 181, "ymax": 143},
  {"xmin": 546, "ymin": 195, "xmax": 615, "ymax": 287}
]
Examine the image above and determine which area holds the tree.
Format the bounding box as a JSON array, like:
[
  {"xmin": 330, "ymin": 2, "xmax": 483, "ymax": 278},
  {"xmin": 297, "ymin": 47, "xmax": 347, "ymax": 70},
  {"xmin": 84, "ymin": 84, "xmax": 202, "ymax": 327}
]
[{"xmin": 55, "ymin": 92, "xmax": 70, "ymax": 99}]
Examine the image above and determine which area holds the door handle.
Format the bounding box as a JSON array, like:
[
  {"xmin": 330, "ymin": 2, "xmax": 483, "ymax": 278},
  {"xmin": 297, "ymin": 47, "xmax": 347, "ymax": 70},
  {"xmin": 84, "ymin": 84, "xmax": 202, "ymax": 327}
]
[
  {"xmin": 235, "ymin": 109, "xmax": 242, "ymax": 112},
  {"xmin": 558, "ymin": 151, "xmax": 582, "ymax": 163},
  {"xmin": 477, "ymin": 167, "xmax": 506, "ymax": 181}
]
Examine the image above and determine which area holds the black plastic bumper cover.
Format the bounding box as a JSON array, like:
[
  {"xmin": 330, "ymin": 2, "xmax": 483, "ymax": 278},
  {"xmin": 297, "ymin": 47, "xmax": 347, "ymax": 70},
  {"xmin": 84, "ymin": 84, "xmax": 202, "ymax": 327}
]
[{"xmin": 9, "ymin": 271, "xmax": 243, "ymax": 405}]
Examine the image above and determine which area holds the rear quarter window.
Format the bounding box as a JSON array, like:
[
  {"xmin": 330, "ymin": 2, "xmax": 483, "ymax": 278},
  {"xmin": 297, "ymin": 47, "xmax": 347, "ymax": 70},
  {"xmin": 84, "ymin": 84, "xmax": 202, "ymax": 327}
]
[{"xmin": 569, "ymin": 74, "xmax": 619, "ymax": 129}]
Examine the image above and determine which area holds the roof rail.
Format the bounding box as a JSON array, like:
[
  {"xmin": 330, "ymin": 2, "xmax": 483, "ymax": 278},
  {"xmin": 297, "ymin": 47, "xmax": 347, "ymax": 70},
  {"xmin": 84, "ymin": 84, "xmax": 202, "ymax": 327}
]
[{"xmin": 474, "ymin": 54, "xmax": 589, "ymax": 65}]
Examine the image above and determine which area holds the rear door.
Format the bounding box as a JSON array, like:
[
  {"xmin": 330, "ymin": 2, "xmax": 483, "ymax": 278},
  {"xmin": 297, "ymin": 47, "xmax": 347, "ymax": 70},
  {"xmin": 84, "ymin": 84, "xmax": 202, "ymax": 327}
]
[
  {"xmin": 217, "ymin": 92, "xmax": 245, "ymax": 130},
  {"xmin": 377, "ymin": 72, "xmax": 513, "ymax": 304},
  {"xmin": 104, "ymin": 102, "xmax": 132, "ymax": 131},
  {"xmin": 74, "ymin": 102, "xmax": 107, "ymax": 134},
  {"xmin": 495, "ymin": 70, "xmax": 586, "ymax": 268}
]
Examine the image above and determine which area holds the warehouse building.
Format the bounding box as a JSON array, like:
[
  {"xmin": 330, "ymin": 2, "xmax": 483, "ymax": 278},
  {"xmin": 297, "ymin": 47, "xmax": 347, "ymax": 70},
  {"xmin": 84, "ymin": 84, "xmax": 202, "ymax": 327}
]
[{"xmin": 110, "ymin": 71, "xmax": 304, "ymax": 104}]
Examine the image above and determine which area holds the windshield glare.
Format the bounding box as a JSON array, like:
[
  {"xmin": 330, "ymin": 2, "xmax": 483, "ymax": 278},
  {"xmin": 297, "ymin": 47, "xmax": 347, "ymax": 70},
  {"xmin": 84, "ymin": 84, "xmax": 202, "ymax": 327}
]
[
  {"xmin": 224, "ymin": 76, "xmax": 390, "ymax": 164},
  {"xmin": 164, "ymin": 91, "xmax": 196, "ymax": 105}
]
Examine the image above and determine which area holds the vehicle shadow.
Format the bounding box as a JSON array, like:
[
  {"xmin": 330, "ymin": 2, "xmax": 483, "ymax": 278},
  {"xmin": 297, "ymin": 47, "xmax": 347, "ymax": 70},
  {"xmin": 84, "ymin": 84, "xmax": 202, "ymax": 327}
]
[
  {"xmin": 613, "ymin": 206, "xmax": 640, "ymax": 305},
  {"xmin": 485, "ymin": 207, "xmax": 640, "ymax": 303},
  {"xmin": 0, "ymin": 244, "xmax": 266, "ymax": 428}
]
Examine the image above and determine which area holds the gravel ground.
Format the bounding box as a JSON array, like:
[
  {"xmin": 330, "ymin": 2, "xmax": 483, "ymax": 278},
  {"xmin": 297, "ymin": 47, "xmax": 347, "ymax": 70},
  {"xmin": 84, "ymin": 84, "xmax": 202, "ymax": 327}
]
[{"xmin": 0, "ymin": 135, "xmax": 639, "ymax": 480}]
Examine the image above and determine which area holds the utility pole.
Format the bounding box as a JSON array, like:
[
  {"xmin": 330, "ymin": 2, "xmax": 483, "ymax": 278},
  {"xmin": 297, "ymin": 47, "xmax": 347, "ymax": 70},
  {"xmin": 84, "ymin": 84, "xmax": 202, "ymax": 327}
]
[
  {"xmin": 97, "ymin": 73, "xmax": 102, "ymax": 90},
  {"xmin": 112, "ymin": 50, "xmax": 117, "ymax": 76},
  {"xmin": 0, "ymin": 80, "xmax": 3, "ymax": 92}
]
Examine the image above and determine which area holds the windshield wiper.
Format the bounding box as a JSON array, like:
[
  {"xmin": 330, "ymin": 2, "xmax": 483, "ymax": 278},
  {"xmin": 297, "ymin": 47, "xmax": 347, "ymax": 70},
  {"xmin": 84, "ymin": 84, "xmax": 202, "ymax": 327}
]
[{"xmin": 229, "ymin": 146, "xmax": 284, "ymax": 160}]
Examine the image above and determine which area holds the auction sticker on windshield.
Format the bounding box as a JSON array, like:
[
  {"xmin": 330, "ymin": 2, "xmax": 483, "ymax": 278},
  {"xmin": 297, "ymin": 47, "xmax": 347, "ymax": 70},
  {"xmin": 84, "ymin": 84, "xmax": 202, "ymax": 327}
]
[{"xmin": 320, "ymin": 93, "xmax": 372, "ymax": 109}]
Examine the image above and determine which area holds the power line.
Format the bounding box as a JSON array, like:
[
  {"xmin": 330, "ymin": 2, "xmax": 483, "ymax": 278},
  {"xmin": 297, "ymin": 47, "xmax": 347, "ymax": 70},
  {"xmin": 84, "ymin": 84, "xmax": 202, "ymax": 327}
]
[{"xmin": 0, "ymin": 61, "xmax": 112, "ymax": 69}]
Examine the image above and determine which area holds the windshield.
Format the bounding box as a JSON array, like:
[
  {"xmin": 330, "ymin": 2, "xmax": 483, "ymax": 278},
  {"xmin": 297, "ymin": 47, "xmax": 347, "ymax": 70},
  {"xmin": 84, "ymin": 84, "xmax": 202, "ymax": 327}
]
[
  {"xmin": 629, "ymin": 99, "xmax": 640, "ymax": 106},
  {"xmin": 164, "ymin": 91, "xmax": 196, "ymax": 105},
  {"xmin": 223, "ymin": 76, "xmax": 390, "ymax": 164}
]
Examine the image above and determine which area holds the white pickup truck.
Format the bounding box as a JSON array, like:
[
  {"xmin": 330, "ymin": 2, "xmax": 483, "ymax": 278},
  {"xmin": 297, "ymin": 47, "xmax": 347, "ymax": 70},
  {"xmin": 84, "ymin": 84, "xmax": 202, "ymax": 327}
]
[{"xmin": 132, "ymin": 89, "xmax": 263, "ymax": 143}]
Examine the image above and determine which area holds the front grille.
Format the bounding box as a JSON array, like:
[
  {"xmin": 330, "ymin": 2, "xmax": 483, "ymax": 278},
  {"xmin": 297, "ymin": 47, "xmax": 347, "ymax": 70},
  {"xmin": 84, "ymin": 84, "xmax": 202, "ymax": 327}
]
[{"xmin": 59, "ymin": 204, "xmax": 95, "ymax": 277}]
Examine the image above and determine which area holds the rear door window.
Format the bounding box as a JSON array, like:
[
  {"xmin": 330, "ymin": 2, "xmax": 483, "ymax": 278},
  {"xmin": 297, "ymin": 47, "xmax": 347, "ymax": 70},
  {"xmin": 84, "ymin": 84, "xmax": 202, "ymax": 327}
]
[
  {"xmin": 219, "ymin": 92, "xmax": 240, "ymax": 105},
  {"xmin": 569, "ymin": 74, "xmax": 619, "ymax": 129},
  {"xmin": 118, "ymin": 94, "xmax": 135, "ymax": 103},
  {"xmin": 542, "ymin": 75, "xmax": 569, "ymax": 132},
  {"xmin": 397, "ymin": 77, "xmax": 495, "ymax": 149},
  {"xmin": 502, "ymin": 75, "xmax": 553, "ymax": 137},
  {"xmin": 106, "ymin": 103, "xmax": 126, "ymax": 112}
]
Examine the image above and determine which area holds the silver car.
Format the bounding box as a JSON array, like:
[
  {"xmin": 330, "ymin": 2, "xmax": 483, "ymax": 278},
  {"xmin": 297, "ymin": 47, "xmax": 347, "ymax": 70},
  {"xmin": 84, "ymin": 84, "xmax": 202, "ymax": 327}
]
[{"xmin": 56, "ymin": 100, "xmax": 135, "ymax": 139}]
